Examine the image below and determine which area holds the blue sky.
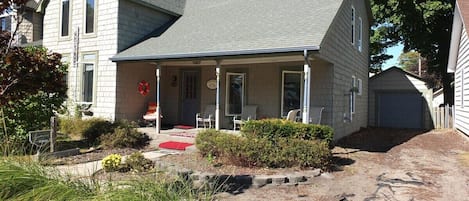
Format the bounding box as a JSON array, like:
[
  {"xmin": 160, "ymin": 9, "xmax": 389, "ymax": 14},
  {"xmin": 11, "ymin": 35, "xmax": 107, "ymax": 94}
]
[{"xmin": 382, "ymin": 43, "xmax": 404, "ymax": 70}]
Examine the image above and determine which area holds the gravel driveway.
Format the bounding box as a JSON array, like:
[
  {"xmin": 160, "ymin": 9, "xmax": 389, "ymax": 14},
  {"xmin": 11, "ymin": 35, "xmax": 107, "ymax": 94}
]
[{"xmin": 217, "ymin": 128, "xmax": 469, "ymax": 201}]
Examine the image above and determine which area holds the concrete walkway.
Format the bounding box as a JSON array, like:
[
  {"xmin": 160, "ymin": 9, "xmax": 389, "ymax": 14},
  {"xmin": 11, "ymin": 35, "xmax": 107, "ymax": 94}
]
[{"xmin": 56, "ymin": 127, "xmax": 201, "ymax": 177}]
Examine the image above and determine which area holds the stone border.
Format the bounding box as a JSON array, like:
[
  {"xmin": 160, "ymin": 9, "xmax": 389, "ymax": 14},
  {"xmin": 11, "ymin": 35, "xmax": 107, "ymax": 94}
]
[{"xmin": 162, "ymin": 164, "xmax": 322, "ymax": 190}]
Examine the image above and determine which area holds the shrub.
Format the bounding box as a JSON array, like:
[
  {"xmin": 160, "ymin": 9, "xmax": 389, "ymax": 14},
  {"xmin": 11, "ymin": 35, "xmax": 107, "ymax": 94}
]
[
  {"xmin": 125, "ymin": 152, "xmax": 154, "ymax": 172},
  {"xmin": 102, "ymin": 154, "xmax": 122, "ymax": 172},
  {"xmin": 196, "ymin": 130, "xmax": 331, "ymax": 169},
  {"xmin": 59, "ymin": 117, "xmax": 113, "ymax": 142},
  {"xmin": 99, "ymin": 126, "xmax": 150, "ymax": 149},
  {"xmin": 242, "ymin": 119, "xmax": 334, "ymax": 145}
]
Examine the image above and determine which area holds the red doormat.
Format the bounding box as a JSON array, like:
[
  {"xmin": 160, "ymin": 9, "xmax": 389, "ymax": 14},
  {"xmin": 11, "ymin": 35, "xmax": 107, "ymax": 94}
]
[
  {"xmin": 174, "ymin": 125, "xmax": 194, "ymax": 129},
  {"xmin": 158, "ymin": 141, "xmax": 194, "ymax": 150}
]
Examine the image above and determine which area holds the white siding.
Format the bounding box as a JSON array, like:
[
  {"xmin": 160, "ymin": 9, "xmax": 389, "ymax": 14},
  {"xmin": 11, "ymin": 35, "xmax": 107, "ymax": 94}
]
[{"xmin": 454, "ymin": 26, "xmax": 469, "ymax": 134}]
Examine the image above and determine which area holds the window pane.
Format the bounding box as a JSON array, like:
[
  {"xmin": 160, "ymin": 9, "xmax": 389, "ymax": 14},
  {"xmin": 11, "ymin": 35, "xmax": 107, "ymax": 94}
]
[
  {"xmin": 83, "ymin": 64, "xmax": 94, "ymax": 102},
  {"xmin": 85, "ymin": 0, "xmax": 95, "ymax": 33},
  {"xmin": 283, "ymin": 73, "xmax": 302, "ymax": 116},
  {"xmin": 227, "ymin": 74, "xmax": 244, "ymax": 115},
  {"xmin": 1, "ymin": 18, "xmax": 6, "ymax": 31},
  {"xmin": 61, "ymin": 0, "xmax": 70, "ymax": 36}
]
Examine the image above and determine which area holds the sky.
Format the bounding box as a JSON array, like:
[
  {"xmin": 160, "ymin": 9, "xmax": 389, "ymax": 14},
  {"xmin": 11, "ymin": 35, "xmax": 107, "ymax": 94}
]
[{"xmin": 382, "ymin": 43, "xmax": 404, "ymax": 70}]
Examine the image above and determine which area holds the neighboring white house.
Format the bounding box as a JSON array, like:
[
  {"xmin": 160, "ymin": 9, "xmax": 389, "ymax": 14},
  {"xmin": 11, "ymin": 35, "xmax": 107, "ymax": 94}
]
[
  {"xmin": 448, "ymin": 0, "xmax": 469, "ymax": 135},
  {"xmin": 42, "ymin": 0, "xmax": 185, "ymax": 119}
]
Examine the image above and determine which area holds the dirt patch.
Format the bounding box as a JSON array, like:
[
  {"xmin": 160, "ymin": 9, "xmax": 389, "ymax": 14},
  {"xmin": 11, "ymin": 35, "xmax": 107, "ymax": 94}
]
[{"xmin": 212, "ymin": 129, "xmax": 469, "ymax": 201}]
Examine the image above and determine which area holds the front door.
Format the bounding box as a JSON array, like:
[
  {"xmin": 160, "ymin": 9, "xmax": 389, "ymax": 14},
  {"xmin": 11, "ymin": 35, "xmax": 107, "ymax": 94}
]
[{"xmin": 180, "ymin": 71, "xmax": 200, "ymax": 126}]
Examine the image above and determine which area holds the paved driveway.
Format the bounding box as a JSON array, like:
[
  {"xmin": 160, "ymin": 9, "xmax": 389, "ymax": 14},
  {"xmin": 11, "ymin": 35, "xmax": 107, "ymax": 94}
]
[{"xmin": 220, "ymin": 129, "xmax": 469, "ymax": 201}]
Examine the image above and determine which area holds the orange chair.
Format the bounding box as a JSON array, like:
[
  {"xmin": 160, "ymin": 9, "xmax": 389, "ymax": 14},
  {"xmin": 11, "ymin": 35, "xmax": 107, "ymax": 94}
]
[{"xmin": 143, "ymin": 102, "xmax": 159, "ymax": 122}]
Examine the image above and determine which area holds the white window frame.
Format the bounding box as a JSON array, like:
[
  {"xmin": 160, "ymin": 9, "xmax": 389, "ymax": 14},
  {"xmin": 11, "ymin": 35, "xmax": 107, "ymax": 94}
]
[
  {"xmin": 59, "ymin": 0, "xmax": 71, "ymax": 38},
  {"xmin": 351, "ymin": 6, "xmax": 355, "ymax": 45},
  {"xmin": 281, "ymin": 71, "xmax": 304, "ymax": 117},
  {"xmin": 351, "ymin": 76, "xmax": 356, "ymax": 115},
  {"xmin": 462, "ymin": 67, "xmax": 465, "ymax": 108},
  {"xmin": 80, "ymin": 52, "xmax": 97, "ymax": 104},
  {"xmin": 357, "ymin": 78, "xmax": 363, "ymax": 96},
  {"xmin": 225, "ymin": 72, "xmax": 245, "ymax": 116},
  {"xmin": 358, "ymin": 17, "xmax": 363, "ymax": 52},
  {"xmin": 83, "ymin": 0, "xmax": 97, "ymax": 36}
]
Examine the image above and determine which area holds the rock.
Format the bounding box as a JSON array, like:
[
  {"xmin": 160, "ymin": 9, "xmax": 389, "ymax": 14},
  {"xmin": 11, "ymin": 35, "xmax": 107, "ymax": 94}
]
[
  {"xmin": 252, "ymin": 176, "xmax": 272, "ymax": 188},
  {"xmin": 271, "ymin": 175, "xmax": 287, "ymax": 185}
]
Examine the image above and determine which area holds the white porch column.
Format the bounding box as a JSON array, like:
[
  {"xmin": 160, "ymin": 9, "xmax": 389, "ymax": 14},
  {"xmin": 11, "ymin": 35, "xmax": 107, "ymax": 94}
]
[
  {"xmin": 302, "ymin": 50, "xmax": 311, "ymax": 124},
  {"xmin": 215, "ymin": 60, "xmax": 221, "ymax": 130},
  {"xmin": 156, "ymin": 64, "xmax": 161, "ymax": 134}
]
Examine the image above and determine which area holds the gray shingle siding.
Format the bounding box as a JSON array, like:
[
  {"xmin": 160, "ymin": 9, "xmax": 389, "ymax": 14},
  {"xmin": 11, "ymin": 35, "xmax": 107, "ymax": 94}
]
[{"xmin": 319, "ymin": 0, "xmax": 370, "ymax": 139}]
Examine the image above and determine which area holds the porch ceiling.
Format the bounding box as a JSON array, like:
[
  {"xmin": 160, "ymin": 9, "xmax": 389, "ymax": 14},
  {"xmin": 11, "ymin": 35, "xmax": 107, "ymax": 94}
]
[{"xmin": 159, "ymin": 54, "xmax": 305, "ymax": 66}]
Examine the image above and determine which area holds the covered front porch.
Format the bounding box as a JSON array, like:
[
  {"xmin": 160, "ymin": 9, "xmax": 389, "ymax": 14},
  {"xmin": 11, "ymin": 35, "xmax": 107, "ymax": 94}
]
[{"xmin": 115, "ymin": 52, "xmax": 333, "ymax": 132}]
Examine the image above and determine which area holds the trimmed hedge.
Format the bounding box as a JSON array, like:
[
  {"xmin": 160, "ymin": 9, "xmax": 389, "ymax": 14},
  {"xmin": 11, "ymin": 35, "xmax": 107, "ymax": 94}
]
[
  {"xmin": 196, "ymin": 130, "xmax": 331, "ymax": 169},
  {"xmin": 241, "ymin": 119, "xmax": 334, "ymax": 145}
]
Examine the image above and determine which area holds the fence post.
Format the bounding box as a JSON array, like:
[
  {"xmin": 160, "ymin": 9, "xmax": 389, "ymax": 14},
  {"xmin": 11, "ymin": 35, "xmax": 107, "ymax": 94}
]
[{"xmin": 50, "ymin": 116, "xmax": 57, "ymax": 152}]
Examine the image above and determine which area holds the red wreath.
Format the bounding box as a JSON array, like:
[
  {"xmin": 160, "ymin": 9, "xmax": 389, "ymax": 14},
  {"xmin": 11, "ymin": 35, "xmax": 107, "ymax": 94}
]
[{"xmin": 138, "ymin": 80, "xmax": 150, "ymax": 96}]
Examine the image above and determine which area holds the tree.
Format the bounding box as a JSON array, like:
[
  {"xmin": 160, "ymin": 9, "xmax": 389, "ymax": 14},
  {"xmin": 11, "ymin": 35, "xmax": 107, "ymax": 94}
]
[
  {"xmin": 370, "ymin": 0, "xmax": 455, "ymax": 104},
  {"xmin": 398, "ymin": 51, "xmax": 442, "ymax": 89},
  {"xmin": 0, "ymin": 1, "xmax": 67, "ymax": 153}
]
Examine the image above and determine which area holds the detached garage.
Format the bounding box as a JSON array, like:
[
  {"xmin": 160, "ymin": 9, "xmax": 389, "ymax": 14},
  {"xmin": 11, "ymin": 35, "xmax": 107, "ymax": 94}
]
[{"xmin": 369, "ymin": 67, "xmax": 433, "ymax": 129}]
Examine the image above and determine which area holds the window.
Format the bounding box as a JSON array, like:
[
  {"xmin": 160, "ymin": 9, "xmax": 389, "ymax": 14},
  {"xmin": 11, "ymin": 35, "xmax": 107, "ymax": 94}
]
[
  {"xmin": 1, "ymin": 17, "xmax": 6, "ymax": 31},
  {"xmin": 351, "ymin": 76, "xmax": 356, "ymax": 114},
  {"xmin": 61, "ymin": 54, "xmax": 70, "ymax": 85},
  {"xmin": 84, "ymin": 0, "xmax": 96, "ymax": 34},
  {"xmin": 281, "ymin": 71, "xmax": 303, "ymax": 117},
  {"xmin": 358, "ymin": 17, "xmax": 363, "ymax": 52},
  {"xmin": 81, "ymin": 53, "xmax": 96, "ymax": 103},
  {"xmin": 226, "ymin": 73, "xmax": 245, "ymax": 115},
  {"xmin": 351, "ymin": 6, "xmax": 355, "ymax": 45},
  {"xmin": 60, "ymin": 0, "xmax": 71, "ymax": 37},
  {"xmin": 462, "ymin": 67, "xmax": 465, "ymax": 108},
  {"xmin": 357, "ymin": 78, "xmax": 362, "ymax": 96}
]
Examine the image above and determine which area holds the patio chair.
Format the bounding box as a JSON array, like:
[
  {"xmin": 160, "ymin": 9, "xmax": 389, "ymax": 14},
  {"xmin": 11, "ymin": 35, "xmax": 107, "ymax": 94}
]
[
  {"xmin": 286, "ymin": 109, "xmax": 301, "ymax": 122},
  {"xmin": 196, "ymin": 105, "xmax": 216, "ymax": 128},
  {"xmin": 233, "ymin": 105, "xmax": 257, "ymax": 130},
  {"xmin": 310, "ymin": 107, "xmax": 324, "ymax": 124},
  {"xmin": 143, "ymin": 102, "xmax": 160, "ymax": 125}
]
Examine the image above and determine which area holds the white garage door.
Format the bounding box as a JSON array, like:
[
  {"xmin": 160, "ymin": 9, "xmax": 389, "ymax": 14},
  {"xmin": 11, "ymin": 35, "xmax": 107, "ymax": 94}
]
[{"xmin": 377, "ymin": 92, "xmax": 423, "ymax": 129}]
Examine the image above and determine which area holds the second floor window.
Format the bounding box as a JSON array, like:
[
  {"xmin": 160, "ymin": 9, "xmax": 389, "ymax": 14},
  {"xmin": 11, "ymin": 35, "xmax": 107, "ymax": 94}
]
[
  {"xmin": 351, "ymin": 6, "xmax": 355, "ymax": 45},
  {"xmin": 61, "ymin": 0, "xmax": 70, "ymax": 37},
  {"xmin": 85, "ymin": 0, "xmax": 95, "ymax": 34},
  {"xmin": 358, "ymin": 17, "xmax": 363, "ymax": 52},
  {"xmin": 1, "ymin": 18, "xmax": 6, "ymax": 31}
]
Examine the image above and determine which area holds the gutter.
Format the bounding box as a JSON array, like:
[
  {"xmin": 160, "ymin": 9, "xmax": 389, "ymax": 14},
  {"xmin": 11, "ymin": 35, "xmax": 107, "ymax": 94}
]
[{"xmin": 110, "ymin": 46, "xmax": 320, "ymax": 62}]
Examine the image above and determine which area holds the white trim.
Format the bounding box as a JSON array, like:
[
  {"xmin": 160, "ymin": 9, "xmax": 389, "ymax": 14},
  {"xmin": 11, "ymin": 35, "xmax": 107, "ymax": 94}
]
[
  {"xmin": 83, "ymin": 0, "xmax": 98, "ymax": 36},
  {"xmin": 351, "ymin": 5, "xmax": 356, "ymax": 45},
  {"xmin": 59, "ymin": 0, "xmax": 72, "ymax": 38},
  {"xmin": 448, "ymin": 2, "xmax": 463, "ymax": 73},
  {"xmin": 281, "ymin": 71, "xmax": 304, "ymax": 117},
  {"xmin": 225, "ymin": 72, "xmax": 245, "ymax": 116},
  {"xmin": 358, "ymin": 17, "xmax": 363, "ymax": 52},
  {"xmin": 80, "ymin": 51, "xmax": 98, "ymax": 105}
]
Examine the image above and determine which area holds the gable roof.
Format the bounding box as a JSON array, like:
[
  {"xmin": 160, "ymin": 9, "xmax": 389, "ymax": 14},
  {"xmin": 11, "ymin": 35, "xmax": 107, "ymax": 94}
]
[
  {"xmin": 111, "ymin": 0, "xmax": 345, "ymax": 62},
  {"xmin": 370, "ymin": 66, "xmax": 425, "ymax": 82}
]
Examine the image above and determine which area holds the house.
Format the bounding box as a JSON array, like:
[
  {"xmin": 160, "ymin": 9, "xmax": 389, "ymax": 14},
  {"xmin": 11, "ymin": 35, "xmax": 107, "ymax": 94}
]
[
  {"xmin": 109, "ymin": 0, "xmax": 371, "ymax": 140},
  {"xmin": 42, "ymin": 0, "xmax": 186, "ymax": 119},
  {"xmin": 0, "ymin": 0, "xmax": 46, "ymax": 45},
  {"xmin": 448, "ymin": 0, "xmax": 469, "ymax": 135},
  {"xmin": 368, "ymin": 67, "xmax": 433, "ymax": 129}
]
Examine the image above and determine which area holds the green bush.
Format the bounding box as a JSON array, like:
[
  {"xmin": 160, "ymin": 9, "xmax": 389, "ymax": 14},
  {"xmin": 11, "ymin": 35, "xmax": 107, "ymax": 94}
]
[
  {"xmin": 99, "ymin": 127, "xmax": 150, "ymax": 149},
  {"xmin": 241, "ymin": 119, "xmax": 334, "ymax": 145},
  {"xmin": 125, "ymin": 152, "xmax": 154, "ymax": 172},
  {"xmin": 196, "ymin": 130, "xmax": 331, "ymax": 169},
  {"xmin": 59, "ymin": 117, "xmax": 113, "ymax": 142}
]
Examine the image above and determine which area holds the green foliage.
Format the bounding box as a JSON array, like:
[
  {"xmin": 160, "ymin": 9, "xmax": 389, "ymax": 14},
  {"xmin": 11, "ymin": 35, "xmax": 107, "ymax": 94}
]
[
  {"xmin": 124, "ymin": 152, "xmax": 154, "ymax": 172},
  {"xmin": 102, "ymin": 154, "xmax": 122, "ymax": 172},
  {"xmin": 241, "ymin": 119, "xmax": 334, "ymax": 146},
  {"xmin": 59, "ymin": 117, "xmax": 113, "ymax": 142},
  {"xmin": 370, "ymin": 0, "xmax": 454, "ymax": 102},
  {"xmin": 0, "ymin": 158, "xmax": 94, "ymax": 200},
  {"xmin": 196, "ymin": 130, "xmax": 332, "ymax": 169},
  {"xmin": 99, "ymin": 126, "xmax": 150, "ymax": 149}
]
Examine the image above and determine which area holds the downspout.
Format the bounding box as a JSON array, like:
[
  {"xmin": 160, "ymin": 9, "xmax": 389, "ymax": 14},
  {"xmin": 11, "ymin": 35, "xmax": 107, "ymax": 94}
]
[{"xmin": 302, "ymin": 50, "xmax": 312, "ymax": 124}]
